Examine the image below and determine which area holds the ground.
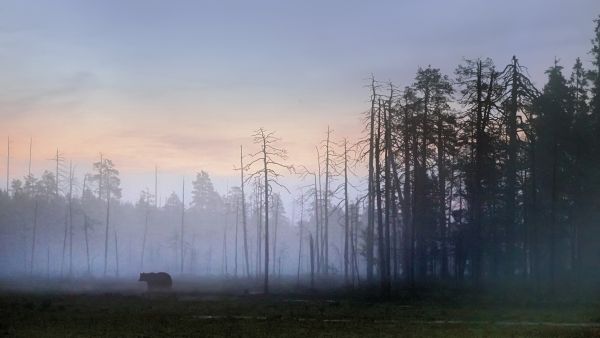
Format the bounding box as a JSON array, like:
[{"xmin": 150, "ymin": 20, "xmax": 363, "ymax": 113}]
[{"xmin": 1, "ymin": 278, "xmax": 599, "ymax": 337}]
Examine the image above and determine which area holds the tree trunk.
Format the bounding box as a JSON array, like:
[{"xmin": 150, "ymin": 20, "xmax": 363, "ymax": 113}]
[
  {"xmin": 344, "ymin": 140, "xmax": 350, "ymax": 286},
  {"xmin": 263, "ymin": 141, "xmax": 270, "ymax": 294},
  {"xmin": 104, "ymin": 157, "xmax": 110, "ymax": 277},
  {"xmin": 82, "ymin": 176, "xmax": 91, "ymax": 275},
  {"xmin": 141, "ymin": 210, "xmax": 148, "ymax": 270},
  {"xmin": 402, "ymin": 102, "xmax": 413, "ymax": 285},
  {"xmin": 297, "ymin": 194, "xmax": 304, "ymax": 286},
  {"xmin": 68, "ymin": 162, "xmax": 74, "ymax": 277},
  {"xmin": 310, "ymin": 234, "xmax": 315, "ymax": 289},
  {"xmin": 114, "ymin": 229, "xmax": 119, "ymax": 278},
  {"xmin": 505, "ymin": 56, "xmax": 519, "ymax": 279},
  {"xmin": 324, "ymin": 126, "xmax": 331, "ymax": 275},
  {"xmin": 180, "ymin": 178, "xmax": 185, "ymax": 274},
  {"xmin": 235, "ymin": 200, "xmax": 239, "ymax": 277},
  {"xmin": 30, "ymin": 200, "xmax": 38, "ymax": 275},
  {"xmin": 367, "ymin": 79, "xmax": 376, "ymax": 283},
  {"xmin": 240, "ymin": 146, "xmax": 250, "ymax": 278},
  {"xmin": 61, "ymin": 209, "xmax": 68, "ymax": 277},
  {"xmin": 437, "ymin": 115, "xmax": 448, "ymax": 279},
  {"xmin": 383, "ymin": 94, "xmax": 392, "ymax": 297},
  {"xmin": 272, "ymin": 198, "xmax": 279, "ymax": 274}
]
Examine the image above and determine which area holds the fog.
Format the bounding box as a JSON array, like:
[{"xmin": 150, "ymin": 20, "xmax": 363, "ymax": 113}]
[
  {"xmin": 0, "ymin": 2, "xmax": 599, "ymax": 303},
  {"xmin": 0, "ymin": 169, "xmax": 359, "ymax": 284}
]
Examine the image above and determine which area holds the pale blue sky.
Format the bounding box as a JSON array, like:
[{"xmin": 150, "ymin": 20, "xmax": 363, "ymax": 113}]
[{"xmin": 0, "ymin": 0, "xmax": 598, "ymax": 202}]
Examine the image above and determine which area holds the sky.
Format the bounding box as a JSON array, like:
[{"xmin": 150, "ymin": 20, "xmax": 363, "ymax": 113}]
[{"xmin": 0, "ymin": 0, "xmax": 598, "ymax": 203}]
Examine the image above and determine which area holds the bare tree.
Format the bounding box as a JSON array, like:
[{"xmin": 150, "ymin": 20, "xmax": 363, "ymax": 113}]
[
  {"xmin": 321, "ymin": 126, "xmax": 334, "ymax": 274},
  {"xmin": 180, "ymin": 177, "xmax": 185, "ymax": 274},
  {"xmin": 68, "ymin": 161, "xmax": 75, "ymax": 277},
  {"xmin": 235, "ymin": 145, "xmax": 251, "ymax": 277},
  {"xmin": 245, "ymin": 128, "xmax": 293, "ymax": 293},
  {"xmin": 271, "ymin": 194, "xmax": 280, "ymax": 275},
  {"xmin": 234, "ymin": 197, "xmax": 239, "ymax": 277},
  {"xmin": 296, "ymin": 192, "xmax": 305, "ymax": 286}
]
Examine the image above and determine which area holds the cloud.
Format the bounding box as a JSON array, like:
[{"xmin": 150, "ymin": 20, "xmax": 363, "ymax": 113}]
[{"xmin": 0, "ymin": 71, "xmax": 100, "ymax": 118}]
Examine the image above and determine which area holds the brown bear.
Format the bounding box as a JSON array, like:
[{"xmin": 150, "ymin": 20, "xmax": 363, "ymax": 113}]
[{"xmin": 138, "ymin": 272, "xmax": 172, "ymax": 291}]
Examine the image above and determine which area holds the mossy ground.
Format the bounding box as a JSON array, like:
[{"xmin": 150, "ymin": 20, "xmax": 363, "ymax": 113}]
[{"xmin": 2, "ymin": 285, "xmax": 599, "ymax": 337}]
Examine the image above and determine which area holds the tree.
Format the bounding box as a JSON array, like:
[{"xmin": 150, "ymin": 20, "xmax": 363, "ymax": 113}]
[
  {"xmin": 499, "ymin": 56, "xmax": 539, "ymax": 279},
  {"xmin": 455, "ymin": 58, "xmax": 502, "ymax": 281},
  {"xmin": 366, "ymin": 77, "xmax": 378, "ymax": 283},
  {"xmin": 90, "ymin": 155, "xmax": 121, "ymax": 277},
  {"xmin": 568, "ymin": 57, "xmax": 590, "ymax": 282},
  {"xmin": 191, "ymin": 171, "xmax": 221, "ymax": 212},
  {"xmin": 67, "ymin": 162, "xmax": 75, "ymax": 277},
  {"xmin": 180, "ymin": 178, "xmax": 185, "ymax": 274},
  {"xmin": 236, "ymin": 145, "xmax": 251, "ymax": 277},
  {"xmin": 412, "ymin": 66, "xmax": 453, "ymax": 281},
  {"xmin": 81, "ymin": 175, "xmax": 93, "ymax": 275},
  {"xmin": 534, "ymin": 62, "xmax": 572, "ymax": 290},
  {"xmin": 245, "ymin": 128, "xmax": 293, "ymax": 293},
  {"xmin": 320, "ymin": 126, "xmax": 336, "ymax": 275},
  {"xmin": 271, "ymin": 192, "xmax": 284, "ymax": 275}
]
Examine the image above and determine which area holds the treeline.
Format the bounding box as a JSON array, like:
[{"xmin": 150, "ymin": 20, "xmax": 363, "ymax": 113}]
[
  {"xmin": 1, "ymin": 16, "xmax": 600, "ymax": 297},
  {"xmin": 0, "ymin": 158, "xmax": 295, "ymax": 279},
  {"xmin": 359, "ymin": 18, "xmax": 600, "ymax": 296}
]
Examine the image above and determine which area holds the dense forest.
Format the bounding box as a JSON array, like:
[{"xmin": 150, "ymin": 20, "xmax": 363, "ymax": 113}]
[{"xmin": 2, "ymin": 16, "xmax": 600, "ymax": 298}]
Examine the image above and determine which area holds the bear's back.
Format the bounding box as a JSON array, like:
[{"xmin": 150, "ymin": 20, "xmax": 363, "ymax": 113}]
[{"xmin": 145, "ymin": 272, "xmax": 172, "ymax": 290}]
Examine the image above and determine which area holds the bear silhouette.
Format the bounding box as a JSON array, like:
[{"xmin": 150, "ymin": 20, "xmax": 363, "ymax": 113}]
[{"xmin": 138, "ymin": 272, "xmax": 172, "ymax": 291}]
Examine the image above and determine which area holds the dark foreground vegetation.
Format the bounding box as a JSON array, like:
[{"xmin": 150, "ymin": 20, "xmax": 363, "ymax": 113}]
[{"xmin": 1, "ymin": 277, "xmax": 600, "ymax": 337}]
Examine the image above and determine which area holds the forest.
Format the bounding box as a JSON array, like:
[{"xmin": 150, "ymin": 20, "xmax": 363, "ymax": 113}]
[{"xmin": 1, "ymin": 15, "xmax": 600, "ymax": 304}]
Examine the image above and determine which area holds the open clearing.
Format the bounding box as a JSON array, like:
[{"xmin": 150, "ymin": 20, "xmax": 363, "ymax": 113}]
[{"xmin": 2, "ymin": 287, "xmax": 600, "ymax": 337}]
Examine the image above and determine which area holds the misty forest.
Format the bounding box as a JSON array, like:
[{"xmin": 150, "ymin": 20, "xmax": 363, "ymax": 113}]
[{"xmin": 2, "ymin": 7, "xmax": 600, "ymax": 338}]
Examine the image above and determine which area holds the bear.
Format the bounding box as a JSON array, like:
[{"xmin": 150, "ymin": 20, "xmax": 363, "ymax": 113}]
[{"xmin": 138, "ymin": 272, "xmax": 172, "ymax": 291}]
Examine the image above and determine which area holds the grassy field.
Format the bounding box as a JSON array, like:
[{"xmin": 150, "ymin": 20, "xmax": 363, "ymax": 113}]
[{"xmin": 1, "ymin": 279, "xmax": 600, "ymax": 337}]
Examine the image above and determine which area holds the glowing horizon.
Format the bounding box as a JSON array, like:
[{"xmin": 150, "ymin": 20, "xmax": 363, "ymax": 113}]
[{"xmin": 1, "ymin": 0, "xmax": 598, "ymax": 201}]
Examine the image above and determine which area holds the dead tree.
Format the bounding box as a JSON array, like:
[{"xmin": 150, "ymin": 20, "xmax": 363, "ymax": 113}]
[
  {"xmin": 296, "ymin": 193, "xmax": 305, "ymax": 285},
  {"xmin": 321, "ymin": 126, "xmax": 334, "ymax": 274},
  {"xmin": 245, "ymin": 128, "xmax": 292, "ymax": 294},
  {"xmin": 82, "ymin": 175, "xmax": 92, "ymax": 274},
  {"xmin": 366, "ymin": 78, "xmax": 377, "ymax": 283},
  {"xmin": 254, "ymin": 177, "xmax": 263, "ymax": 277},
  {"xmin": 180, "ymin": 177, "xmax": 185, "ymax": 274},
  {"xmin": 68, "ymin": 162, "xmax": 74, "ymax": 277},
  {"xmin": 344, "ymin": 140, "xmax": 350, "ymax": 285},
  {"xmin": 383, "ymin": 85, "xmax": 395, "ymax": 297},
  {"xmin": 272, "ymin": 195, "xmax": 280, "ymax": 275},
  {"xmin": 315, "ymin": 146, "xmax": 323, "ymax": 274},
  {"xmin": 236, "ymin": 145, "xmax": 251, "ymax": 277},
  {"xmin": 234, "ymin": 198, "xmax": 239, "ymax": 277},
  {"xmin": 298, "ymin": 164, "xmax": 321, "ymax": 279},
  {"xmin": 330, "ymin": 138, "xmax": 357, "ymax": 286}
]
